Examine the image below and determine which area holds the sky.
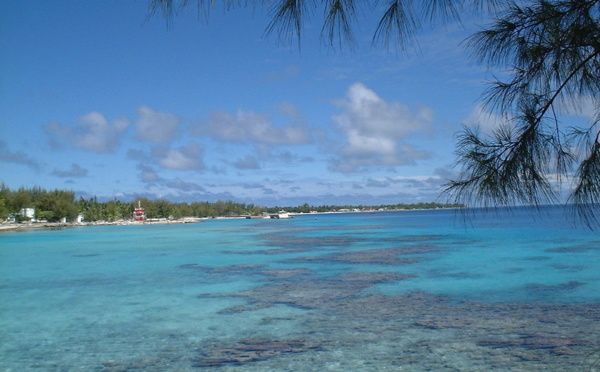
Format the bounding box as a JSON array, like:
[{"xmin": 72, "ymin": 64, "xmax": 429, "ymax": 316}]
[{"xmin": 0, "ymin": 1, "xmax": 546, "ymax": 207}]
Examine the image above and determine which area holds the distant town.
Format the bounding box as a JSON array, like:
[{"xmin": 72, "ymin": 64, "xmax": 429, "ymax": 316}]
[{"xmin": 0, "ymin": 185, "xmax": 464, "ymax": 225}]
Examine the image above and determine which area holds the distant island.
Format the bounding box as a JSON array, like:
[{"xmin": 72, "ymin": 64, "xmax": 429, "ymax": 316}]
[{"xmin": 0, "ymin": 185, "xmax": 463, "ymax": 225}]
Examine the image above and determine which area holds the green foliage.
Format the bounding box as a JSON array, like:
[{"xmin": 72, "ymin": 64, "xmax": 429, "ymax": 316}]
[
  {"xmin": 0, "ymin": 186, "xmax": 78, "ymax": 222},
  {"xmin": 267, "ymin": 202, "xmax": 463, "ymax": 214},
  {"xmin": 35, "ymin": 210, "xmax": 54, "ymax": 222},
  {"xmin": 0, "ymin": 184, "xmax": 9, "ymax": 220},
  {"xmin": 35, "ymin": 190, "xmax": 78, "ymax": 222},
  {"xmin": 0, "ymin": 185, "xmax": 461, "ymax": 222},
  {"xmin": 10, "ymin": 187, "xmax": 32, "ymax": 212},
  {"xmin": 79, "ymin": 197, "xmax": 133, "ymax": 222}
]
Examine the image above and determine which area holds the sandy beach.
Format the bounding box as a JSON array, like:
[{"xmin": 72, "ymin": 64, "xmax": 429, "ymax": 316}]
[{"xmin": 0, "ymin": 218, "xmax": 203, "ymax": 233}]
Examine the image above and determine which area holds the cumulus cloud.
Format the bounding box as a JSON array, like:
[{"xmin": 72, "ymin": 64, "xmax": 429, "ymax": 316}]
[
  {"xmin": 127, "ymin": 149, "xmax": 150, "ymax": 162},
  {"xmin": 0, "ymin": 141, "xmax": 42, "ymax": 170},
  {"xmin": 265, "ymin": 64, "xmax": 301, "ymax": 82},
  {"xmin": 45, "ymin": 112, "xmax": 130, "ymax": 153},
  {"xmin": 349, "ymin": 175, "xmax": 448, "ymax": 201},
  {"xmin": 51, "ymin": 163, "xmax": 88, "ymax": 178},
  {"xmin": 463, "ymin": 104, "xmax": 511, "ymax": 135},
  {"xmin": 194, "ymin": 109, "xmax": 311, "ymax": 145},
  {"xmin": 240, "ymin": 182, "xmax": 275, "ymax": 194},
  {"xmin": 366, "ymin": 178, "xmax": 390, "ymax": 188},
  {"xmin": 573, "ymin": 96, "xmax": 599, "ymax": 120},
  {"xmin": 135, "ymin": 106, "xmax": 181, "ymax": 143},
  {"xmin": 152, "ymin": 142, "xmax": 204, "ymax": 171},
  {"xmin": 465, "ymin": 97, "xmax": 598, "ymax": 137},
  {"xmin": 329, "ymin": 83, "xmax": 433, "ymax": 173},
  {"xmin": 250, "ymin": 146, "xmax": 315, "ymax": 167},
  {"xmin": 234, "ymin": 155, "xmax": 261, "ymax": 170},
  {"xmin": 136, "ymin": 164, "xmax": 162, "ymax": 183},
  {"xmin": 434, "ymin": 166, "xmax": 457, "ymax": 181},
  {"xmin": 166, "ymin": 178, "xmax": 206, "ymax": 192},
  {"xmin": 276, "ymin": 101, "xmax": 304, "ymax": 123}
]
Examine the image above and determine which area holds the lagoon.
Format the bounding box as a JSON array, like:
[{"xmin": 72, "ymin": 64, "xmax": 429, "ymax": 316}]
[{"xmin": 1, "ymin": 206, "xmax": 599, "ymax": 371}]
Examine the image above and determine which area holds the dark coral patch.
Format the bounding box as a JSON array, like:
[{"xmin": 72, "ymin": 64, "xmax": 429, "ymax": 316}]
[
  {"xmin": 200, "ymin": 271, "xmax": 415, "ymax": 312},
  {"xmin": 546, "ymin": 242, "xmax": 600, "ymax": 253},
  {"xmin": 379, "ymin": 234, "xmax": 451, "ymax": 243},
  {"xmin": 227, "ymin": 247, "xmax": 311, "ymax": 255},
  {"xmin": 550, "ymin": 264, "xmax": 586, "ymax": 272},
  {"xmin": 194, "ymin": 276, "xmax": 600, "ymax": 369},
  {"xmin": 192, "ymin": 338, "xmax": 323, "ymax": 367},
  {"xmin": 286, "ymin": 244, "xmax": 439, "ymax": 265},
  {"xmin": 525, "ymin": 281, "xmax": 584, "ymax": 293},
  {"xmin": 427, "ymin": 269, "xmax": 484, "ymax": 279},
  {"xmin": 415, "ymin": 316, "xmax": 474, "ymax": 329},
  {"xmin": 217, "ymin": 303, "xmax": 273, "ymax": 315},
  {"xmin": 258, "ymin": 268, "xmax": 314, "ymax": 280},
  {"xmin": 477, "ymin": 334, "xmax": 586, "ymax": 351},
  {"xmin": 522, "ymin": 256, "xmax": 550, "ymax": 261},
  {"xmin": 261, "ymin": 233, "xmax": 365, "ymax": 249},
  {"xmin": 179, "ymin": 263, "xmax": 267, "ymax": 274}
]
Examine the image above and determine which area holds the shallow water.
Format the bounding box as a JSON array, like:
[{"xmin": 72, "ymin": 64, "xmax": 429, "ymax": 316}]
[{"xmin": 1, "ymin": 206, "xmax": 599, "ymax": 371}]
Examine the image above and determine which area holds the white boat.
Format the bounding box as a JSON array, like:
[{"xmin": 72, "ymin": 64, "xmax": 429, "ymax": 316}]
[{"xmin": 269, "ymin": 210, "xmax": 292, "ymax": 219}]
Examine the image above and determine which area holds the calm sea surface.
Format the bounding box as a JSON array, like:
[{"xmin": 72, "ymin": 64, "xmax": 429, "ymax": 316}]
[{"xmin": 1, "ymin": 206, "xmax": 599, "ymax": 371}]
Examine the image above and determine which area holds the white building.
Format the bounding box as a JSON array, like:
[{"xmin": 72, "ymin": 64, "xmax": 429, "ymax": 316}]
[{"xmin": 19, "ymin": 207, "xmax": 36, "ymax": 221}]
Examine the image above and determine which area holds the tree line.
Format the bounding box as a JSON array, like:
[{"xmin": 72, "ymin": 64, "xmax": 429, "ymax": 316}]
[
  {"xmin": 0, "ymin": 185, "xmax": 264, "ymax": 222},
  {"xmin": 0, "ymin": 185, "xmax": 463, "ymax": 223},
  {"xmin": 280, "ymin": 202, "xmax": 464, "ymax": 214}
]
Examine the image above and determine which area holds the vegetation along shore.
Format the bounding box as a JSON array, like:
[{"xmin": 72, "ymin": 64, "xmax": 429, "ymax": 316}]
[{"xmin": 0, "ymin": 185, "xmax": 463, "ymax": 232}]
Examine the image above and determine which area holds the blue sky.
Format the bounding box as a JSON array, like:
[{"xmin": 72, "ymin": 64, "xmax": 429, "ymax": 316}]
[{"xmin": 1, "ymin": 1, "xmax": 518, "ymax": 206}]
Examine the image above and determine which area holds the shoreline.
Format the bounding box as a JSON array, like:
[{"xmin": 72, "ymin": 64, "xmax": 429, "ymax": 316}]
[
  {"xmin": 0, "ymin": 217, "xmax": 204, "ymax": 233},
  {"xmin": 0, "ymin": 208, "xmax": 468, "ymax": 233}
]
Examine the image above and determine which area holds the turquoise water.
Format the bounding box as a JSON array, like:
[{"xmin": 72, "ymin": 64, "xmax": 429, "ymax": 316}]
[{"xmin": 1, "ymin": 206, "xmax": 599, "ymax": 371}]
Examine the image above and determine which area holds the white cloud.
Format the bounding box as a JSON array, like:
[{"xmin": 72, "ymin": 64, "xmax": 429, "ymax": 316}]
[
  {"xmin": 464, "ymin": 97, "xmax": 599, "ymax": 137},
  {"xmin": 166, "ymin": 178, "xmax": 206, "ymax": 192},
  {"xmin": 153, "ymin": 142, "xmax": 204, "ymax": 171},
  {"xmin": 75, "ymin": 112, "xmax": 129, "ymax": 153},
  {"xmin": 463, "ymin": 104, "xmax": 511, "ymax": 135},
  {"xmin": 137, "ymin": 164, "xmax": 162, "ymax": 183},
  {"xmin": 276, "ymin": 101, "xmax": 304, "ymax": 123},
  {"xmin": 51, "ymin": 163, "xmax": 88, "ymax": 178},
  {"xmin": 234, "ymin": 155, "xmax": 261, "ymax": 170},
  {"xmin": 329, "ymin": 83, "xmax": 433, "ymax": 173},
  {"xmin": 577, "ymin": 96, "xmax": 599, "ymax": 120},
  {"xmin": 135, "ymin": 105, "xmax": 181, "ymax": 143},
  {"xmin": 264, "ymin": 64, "xmax": 301, "ymax": 82},
  {"xmin": 195, "ymin": 109, "xmax": 311, "ymax": 145},
  {"xmin": 0, "ymin": 141, "xmax": 43, "ymax": 170},
  {"xmin": 45, "ymin": 112, "xmax": 130, "ymax": 153},
  {"xmin": 560, "ymin": 95, "xmax": 599, "ymax": 125}
]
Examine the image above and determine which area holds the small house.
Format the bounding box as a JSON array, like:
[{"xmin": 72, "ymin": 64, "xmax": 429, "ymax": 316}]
[{"xmin": 19, "ymin": 207, "xmax": 36, "ymax": 222}]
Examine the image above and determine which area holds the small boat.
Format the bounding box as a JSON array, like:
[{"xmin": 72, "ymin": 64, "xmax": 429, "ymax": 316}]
[{"xmin": 269, "ymin": 210, "xmax": 292, "ymax": 219}]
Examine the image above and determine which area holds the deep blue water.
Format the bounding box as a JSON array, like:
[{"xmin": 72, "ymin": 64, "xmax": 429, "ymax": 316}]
[{"xmin": 1, "ymin": 206, "xmax": 599, "ymax": 371}]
